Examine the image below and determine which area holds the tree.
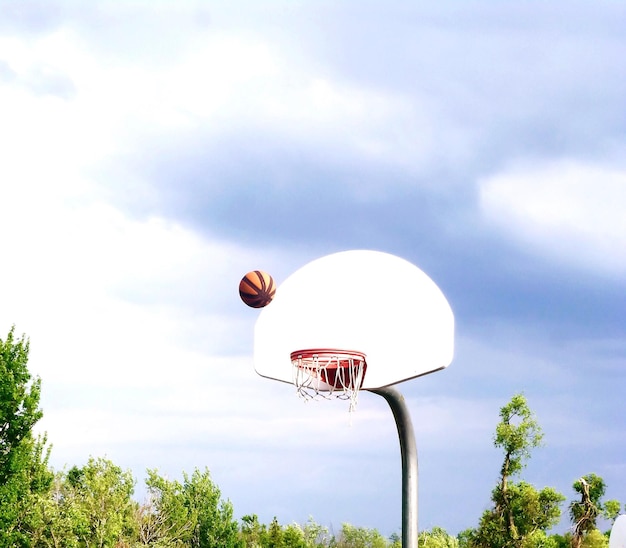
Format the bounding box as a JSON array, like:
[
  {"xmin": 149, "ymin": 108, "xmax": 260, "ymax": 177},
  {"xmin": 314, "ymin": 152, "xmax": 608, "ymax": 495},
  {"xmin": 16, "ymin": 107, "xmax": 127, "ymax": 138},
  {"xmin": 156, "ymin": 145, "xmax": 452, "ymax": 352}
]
[
  {"xmin": 333, "ymin": 523, "xmax": 387, "ymax": 548},
  {"xmin": 548, "ymin": 533, "xmax": 572, "ymax": 548},
  {"xmin": 570, "ymin": 474, "xmax": 609, "ymax": 548},
  {"xmin": 29, "ymin": 470, "xmax": 86, "ymax": 548},
  {"xmin": 580, "ymin": 529, "xmax": 608, "ymax": 548},
  {"xmin": 282, "ymin": 522, "xmax": 308, "ymax": 548},
  {"xmin": 458, "ymin": 529, "xmax": 475, "ymax": 548},
  {"xmin": 64, "ymin": 457, "xmax": 137, "ymax": 547},
  {"xmin": 240, "ymin": 514, "xmax": 268, "ymax": 547},
  {"xmin": 181, "ymin": 468, "xmax": 243, "ymax": 548},
  {"xmin": 0, "ymin": 327, "xmax": 53, "ymax": 547},
  {"xmin": 0, "ymin": 327, "xmax": 43, "ymax": 481},
  {"xmin": 470, "ymin": 394, "xmax": 564, "ymax": 548},
  {"xmin": 601, "ymin": 499, "xmax": 621, "ymax": 526},
  {"xmin": 136, "ymin": 468, "xmax": 241, "ymax": 548},
  {"xmin": 238, "ymin": 515, "xmax": 309, "ymax": 548},
  {"xmin": 136, "ymin": 469, "xmax": 195, "ymax": 546},
  {"xmin": 419, "ymin": 526, "xmax": 459, "ymax": 547},
  {"xmin": 493, "ymin": 394, "xmax": 544, "ymax": 540},
  {"xmin": 11, "ymin": 433, "xmax": 56, "ymax": 546},
  {"xmin": 519, "ymin": 530, "xmax": 561, "ymax": 548},
  {"xmin": 267, "ymin": 516, "xmax": 285, "ymax": 547},
  {"xmin": 301, "ymin": 517, "xmax": 332, "ymax": 547}
]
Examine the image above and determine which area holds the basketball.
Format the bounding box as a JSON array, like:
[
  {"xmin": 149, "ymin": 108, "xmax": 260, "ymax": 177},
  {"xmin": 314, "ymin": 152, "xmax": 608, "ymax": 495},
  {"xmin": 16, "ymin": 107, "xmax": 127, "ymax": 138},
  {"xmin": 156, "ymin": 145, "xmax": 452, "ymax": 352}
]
[{"xmin": 239, "ymin": 270, "xmax": 276, "ymax": 308}]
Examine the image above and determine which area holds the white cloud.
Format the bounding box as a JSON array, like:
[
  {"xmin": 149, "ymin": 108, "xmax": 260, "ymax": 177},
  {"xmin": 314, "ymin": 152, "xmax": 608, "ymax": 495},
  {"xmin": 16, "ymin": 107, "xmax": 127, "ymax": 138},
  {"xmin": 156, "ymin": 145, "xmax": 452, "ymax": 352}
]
[
  {"xmin": 0, "ymin": 43, "xmax": 300, "ymax": 470},
  {"xmin": 2, "ymin": 21, "xmax": 439, "ymax": 188},
  {"xmin": 479, "ymin": 160, "xmax": 626, "ymax": 276}
]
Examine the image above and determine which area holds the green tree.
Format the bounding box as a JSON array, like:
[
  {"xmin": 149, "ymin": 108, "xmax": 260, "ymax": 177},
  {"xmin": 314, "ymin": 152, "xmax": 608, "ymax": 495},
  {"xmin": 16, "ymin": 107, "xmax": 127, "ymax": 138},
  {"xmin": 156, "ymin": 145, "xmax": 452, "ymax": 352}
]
[
  {"xmin": 471, "ymin": 394, "xmax": 564, "ymax": 548},
  {"xmin": 419, "ymin": 526, "xmax": 459, "ymax": 547},
  {"xmin": 182, "ymin": 468, "xmax": 242, "ymax": 548},
  {"xmin": 333, "ymin": 523, "xmax": 387, "ymax": 548},
  {"xmin": 580, "ymin": 529, "xmax": 608, "ymax": 548},
  {"xmin": 601, "ymin": 499, "xmax": 621, "ymax": 526},
  {"xmin": 267, "ymin": 516, "xmax": 284, "ymax": 547},
  {"xmin": 520, "ymin": 531, "xmax": 559, "ymax": 548},
  {"xmin": 301, "ymin": 517, "xmax": 332, "ymax": 547},
  {"xmin": 13, "ymin": 434, "xmax": 57, "ymax": 547},
  {"xmin": 63, "ymin": 457, "xmax": 136, "ymax": 547},
  {"xmin": 388, "ymin": 532, "xmax": 401, "ymax": 548},
  {"xmin": 570, "ymin": 474, "xmax": 607, "ymax": 548},
  {"xmin": 458, "ymin": 529, "xmax": 474, "ymax": 548},
  {"xmin": 240, "ymin": 514, "xmax": 267, "ymax": 547},
  {"xmin": 0, "ymin": 327, "xmax": 53, "ymax": 548},
  {"xmin": 29, "ymin": 471, "xmax": 82, "ymax": 548},
  {"xmin": 547, "ymin": 533, "xmax": 572, "ymax": 548},
  {"xmin": 135, "ymin": 468, "xmax": 241, "ymax": 547},
  {"xmin": 494, "ymin": 394, "xmax": 544, "ymax": 540},
  {"xmin": 0, "ymin": 328, "xmax": 42, "ymax": 480},
  {"xmin": 136, "ymin": 469, "xmax": 195, "ymax": 546},
  {"xmin": 238, "ymin": 517, "xmax": 327, "ymax": 548},
  {"xmin": 282, "ymin": 522, "xmax": 308, "ymax": 548}
]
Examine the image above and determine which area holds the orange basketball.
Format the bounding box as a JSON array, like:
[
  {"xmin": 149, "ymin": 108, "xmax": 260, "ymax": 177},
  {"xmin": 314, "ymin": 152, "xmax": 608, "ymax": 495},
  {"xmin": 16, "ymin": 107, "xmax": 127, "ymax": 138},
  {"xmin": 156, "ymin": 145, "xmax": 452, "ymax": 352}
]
[{"xmin": 239, "ymin": 270, "xmax": 276, "ymax": 308}]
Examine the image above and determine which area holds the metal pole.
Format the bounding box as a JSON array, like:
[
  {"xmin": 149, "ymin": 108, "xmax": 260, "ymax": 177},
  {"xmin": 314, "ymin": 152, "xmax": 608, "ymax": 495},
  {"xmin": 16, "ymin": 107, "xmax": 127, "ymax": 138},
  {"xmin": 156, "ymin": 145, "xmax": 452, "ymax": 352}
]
[{"xmin": 368, "ymin": 386, "xmax": 418, "ymax": 548}]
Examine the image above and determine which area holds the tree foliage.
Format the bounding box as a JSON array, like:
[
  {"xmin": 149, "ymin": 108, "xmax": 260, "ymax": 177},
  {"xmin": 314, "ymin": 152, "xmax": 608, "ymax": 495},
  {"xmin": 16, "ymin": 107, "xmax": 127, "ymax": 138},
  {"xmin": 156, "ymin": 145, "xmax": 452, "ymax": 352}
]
[
  {"xmin": 570, "ymin": 474, "xmax": 605, "ymax": 548},
  {"xmin": 469, "ymin": 394, "xmax": 564, "ymax": 548},
  {"xmin": 134, "ymin": 467, "xmax": 242, "ymax": 547},
  {"xmin": 580, "ymin": 529, "xmax": 608, "ymax": 548},
  {"xmin": 418, "ymin": 526, "xmax": 459, "ymax": 547},
  {"xmin": 333, "ymin": 523, "xmax": 388, "ymax": 548},
  {"xmin": 494, "ymin": 394, "xmax": 543, "ymax": 499},
  {"xmin": 0, "ymin": 327, "xmax": 43, "ymax": 481},
  {"xmin": 136, "ymin": 469, "xmax": 195, "ymax": 546},
  {"xmin": 182, "ymin": 467, "xmax": 242, "ymax": 548},
  {"xmin": 65, "ymin": 456, "xmax": 137, "ymax": 546},
  {"xmin": 602, "ymin": 499, "xmax": 621, "ymax": 525},
  {"xmin": 0, "ymin": 327, "xmax": 52, "ymax": 547},
  {"xmin": 568, "ymin": 474, "xmax": 619, "ymax": 548}
]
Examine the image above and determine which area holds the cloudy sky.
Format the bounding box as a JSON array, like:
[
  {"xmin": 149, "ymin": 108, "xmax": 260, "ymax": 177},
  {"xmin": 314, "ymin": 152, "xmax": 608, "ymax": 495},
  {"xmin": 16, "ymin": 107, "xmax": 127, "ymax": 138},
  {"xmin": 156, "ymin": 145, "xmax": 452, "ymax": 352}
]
[{"xmin": 1, "ymin": 0, "xmax": 625, "ymax": 537}]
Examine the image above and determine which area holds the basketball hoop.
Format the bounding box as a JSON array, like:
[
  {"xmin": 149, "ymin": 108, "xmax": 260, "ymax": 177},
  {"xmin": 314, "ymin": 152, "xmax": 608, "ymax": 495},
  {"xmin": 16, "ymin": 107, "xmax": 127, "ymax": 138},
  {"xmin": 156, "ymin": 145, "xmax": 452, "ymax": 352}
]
[{"xmin": 290, "ymin": 349, "xmax": 367, "ymax": 412}]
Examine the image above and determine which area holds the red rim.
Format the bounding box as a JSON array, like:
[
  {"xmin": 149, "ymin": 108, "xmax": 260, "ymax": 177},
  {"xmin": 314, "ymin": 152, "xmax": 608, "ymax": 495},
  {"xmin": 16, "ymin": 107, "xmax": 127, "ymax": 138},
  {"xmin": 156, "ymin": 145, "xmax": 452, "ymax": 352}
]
[
  {"xmin": 290, "ymin": 348, "xmax": 367, "ymax": 365},
  {"xmin": 291, "ymin": 349, "xmax": 367, "ymax": 391}
]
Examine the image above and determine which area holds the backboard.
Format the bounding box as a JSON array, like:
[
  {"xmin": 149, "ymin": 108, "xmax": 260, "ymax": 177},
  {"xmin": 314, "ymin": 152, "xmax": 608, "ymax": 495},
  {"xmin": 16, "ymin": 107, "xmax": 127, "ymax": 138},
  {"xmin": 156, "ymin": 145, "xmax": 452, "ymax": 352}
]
[
  {"xmin": 254, "ymin": 250, "xmax": 454, "ymax": 390},
  {"xmin": 610, "ymin": 515, "xmax": 626, "ymax": 548}
]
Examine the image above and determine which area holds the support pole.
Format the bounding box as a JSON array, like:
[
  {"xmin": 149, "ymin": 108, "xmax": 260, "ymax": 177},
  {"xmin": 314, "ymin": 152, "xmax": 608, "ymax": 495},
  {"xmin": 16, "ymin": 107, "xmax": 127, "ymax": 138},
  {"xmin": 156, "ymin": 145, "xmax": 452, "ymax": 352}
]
[{"xmin": 369, "ymin": 386, "xmax": 418, "ymax": 548}]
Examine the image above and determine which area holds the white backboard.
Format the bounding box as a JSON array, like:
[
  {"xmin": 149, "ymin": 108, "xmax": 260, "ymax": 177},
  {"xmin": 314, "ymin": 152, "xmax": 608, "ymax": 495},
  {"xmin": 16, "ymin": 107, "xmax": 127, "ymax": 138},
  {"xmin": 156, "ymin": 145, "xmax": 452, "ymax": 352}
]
[
  {"xmin": 254, "ymin": 250, "xmax": 454, "ymax": 390},
  {"xmin": 610, "ymin": 515, "xmax": 626, "ymax": 548}
]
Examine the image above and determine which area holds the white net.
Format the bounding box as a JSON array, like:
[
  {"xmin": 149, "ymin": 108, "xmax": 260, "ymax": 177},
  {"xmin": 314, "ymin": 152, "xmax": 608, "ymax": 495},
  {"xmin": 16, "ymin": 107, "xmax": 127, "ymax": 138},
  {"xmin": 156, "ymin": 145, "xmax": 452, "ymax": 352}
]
[{"xmin": 291, "ymin": 349, "xmax": 367, "ymax": 412}]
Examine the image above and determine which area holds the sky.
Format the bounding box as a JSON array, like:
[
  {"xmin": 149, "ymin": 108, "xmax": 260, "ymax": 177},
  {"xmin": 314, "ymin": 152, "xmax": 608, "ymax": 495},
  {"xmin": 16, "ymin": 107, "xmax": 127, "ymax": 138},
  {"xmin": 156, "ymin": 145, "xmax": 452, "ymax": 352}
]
[{"xmin": 1, "ymin": 0, "xmax": 625, "ymax": 538}]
